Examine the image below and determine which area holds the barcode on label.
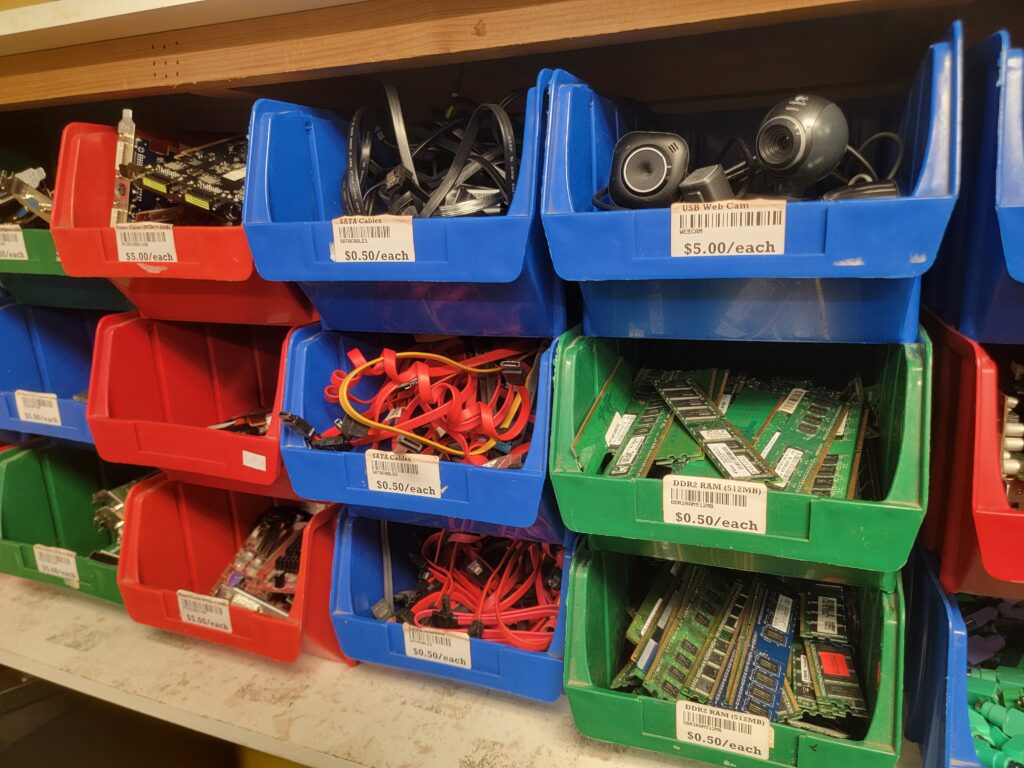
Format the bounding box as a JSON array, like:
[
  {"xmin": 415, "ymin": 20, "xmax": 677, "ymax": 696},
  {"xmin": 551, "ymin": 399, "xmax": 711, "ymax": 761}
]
[
  {"xmin": 115, "ymin": 224, "xmax": 178, "ymax": 263},
  {"xmin": 671, "ymin": 488, "xmax": 749, "ymax": 508},
  {"xmin": 402, "ymin": 624, "xmax": 472, "ymax": 669},
  {"xmin": 118, "ymin": 229, "xmax": 169, "ymax": 245},
  {"xmin": 799, "ymin": 655, "xmax": 811, "ymax": 684},
  {"xmin": 818, "ymin": 596, "xmax": 839, "ymax": 635},
  {"xmin": 15, "ymin": 390, "xmax": 61, "ymax": 426},
  {"xmin": 671, "ymin": 199, "xmax": 786, "ymax": 258},
  {"xmin": 365, "ymin": 449, "xmax": 442, "ymax": 498},
  {"xmin": 0, "ymin": 225, "xmax": 29, "ymax": 260},
  {"xmin": 706, "ymin": 441, "xmax": 753, "ymax": 479},
  {"xmin": 680, "ymin": 209, "xmax": 784, "ymax": 231},
  {"xmin": 681, "ymin": 710, "xmax": 754, "ymax": 735},
  {"xmin": 774, "ymin": 447, "xmax": 804, "ymax": 486},
  {"xmin": 331, "ymin": 215, "xmax": 416, "ymax": 263},
  {"xmin": 337, "ymin": 225, "xmax": 391, "ymax": 241},
  {"xmin": 676, "ymin": 700, "xmax": 772, "ymax": 757},
  {"xmin": 370, "ymin": 457, "xmax": 419, "ymax": 477},
  {"xmin": 32, "ymin": 544, "xmax": 79, "ymax": 583},
  {"xmin": 177, "ymin": 590, "xmax": 232, "ymax": 633}
]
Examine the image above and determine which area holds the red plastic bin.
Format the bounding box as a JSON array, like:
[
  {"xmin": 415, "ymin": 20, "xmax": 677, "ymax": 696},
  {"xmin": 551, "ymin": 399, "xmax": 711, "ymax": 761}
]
[
  {"xmin": 923, "ymin": 310, "xmax": 1024, "ymax": 599},
  {"xmin": 87, "ymin": 312, "xmax": 298, "ymax": 498},
  {"xmin": 50, "ymin": 122, "xmax": 315, "ymax": 326},
  {"xmin": 117, "ymin": 474, "xmax": 352, "ymax": 663}
]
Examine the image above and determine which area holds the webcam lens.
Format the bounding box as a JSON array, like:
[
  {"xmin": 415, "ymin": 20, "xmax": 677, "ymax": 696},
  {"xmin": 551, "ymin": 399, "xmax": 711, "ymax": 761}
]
[{"xmin": 622, "ymin": 146, "xmax": 669, "ymax": 194}]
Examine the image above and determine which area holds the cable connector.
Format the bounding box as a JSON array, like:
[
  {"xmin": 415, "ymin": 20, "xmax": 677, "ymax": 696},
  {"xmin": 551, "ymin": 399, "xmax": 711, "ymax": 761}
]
[
  {"xmin": 279, "ymin": 411, "xmax": 316, "ymax": 442},
  {"xmin": 468, "ymin": 620, "xmax": 485, "ymax": 638},
  {"xmin": 430, "ymin": 595, "xmax": 459, "ymax": 629},
  {"xmin": 500, "ymin": 360, "xmax": 526, "ymax": 386},
  {"xmin": 397, "ymin": 435, "xmax": 425, "ymax": 453},
  {"xmin": 336, "ymin": 415, "xmax": 369, "ymax": 438}
]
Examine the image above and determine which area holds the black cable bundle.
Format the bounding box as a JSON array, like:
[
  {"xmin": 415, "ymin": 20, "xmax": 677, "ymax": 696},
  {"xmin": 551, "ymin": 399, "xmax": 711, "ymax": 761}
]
[{"xmin": 342, "ymin": 84, "xmax": 524, "ymax": 218}]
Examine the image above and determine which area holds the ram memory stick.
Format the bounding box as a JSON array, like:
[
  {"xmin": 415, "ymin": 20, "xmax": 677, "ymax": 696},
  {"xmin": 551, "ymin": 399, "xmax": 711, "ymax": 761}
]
[
  {"xmin": 655, "ymin": 374, "xmax": 778, "ymax": 482},
  {"xmin": 630, "ymin": 566, "xmax": 695, "ymax": 683},
  {"xmin": 715, "ymin": 370, "xmax": 748, "ymax": 415},
  {"xmin": 800, "ymin": 584, "xmax": 849, "ymax": 643},
  {"xmin": 643, "ymin": 567, "xmax": 731, "ymax": 701},
  {"xmin": 809, "ymin": 400, "xmax": 866, "ymax": 498},
  {"xmin": 753, "ymin": 386, "xmax": 846, "ymax": 492},
  {"xmin": 732, "ymin": 588, "xmax": 797, "ymax": 719},
  {"xmin": 722, "ymin": 583, "xmax": 767, "ymax": 707},
  {"xmin": 626, "ymin": 561, "xmax": 684, "ymax": 645},
  {"xmin": 684, "ymin": 579, "xmax": 751, "ymax": 703},
  {"xmin": 604, "ymin": 370, "xmax": 672, "ymax": 478},
  {"xmin": 804, "ymin": 639, "xmax": 869, "ymax": 719},
  {"xmin": 788, "ymin": 647, "xmax": 820, "ymax": 718}
]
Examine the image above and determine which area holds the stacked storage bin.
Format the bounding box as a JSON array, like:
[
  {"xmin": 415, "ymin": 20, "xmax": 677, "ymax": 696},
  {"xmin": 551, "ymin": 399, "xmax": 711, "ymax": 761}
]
[
  {"xmin": 0, "ymin": 146, "xmax": 141, "ymax": 603},
  {"xmin": 34, "ymin": 109, "xmax": 346, "ymax": 662},
  {"xmin": 543, "ymin": 23, "xmax": 961, "ymax": 766},
  {"xmin": 242, "ymin": 71, "xmax": 575, "ymax": 700},
  {"xmin": 906, "ymin": 31, "xmax": 1024, "ymax": 768}
]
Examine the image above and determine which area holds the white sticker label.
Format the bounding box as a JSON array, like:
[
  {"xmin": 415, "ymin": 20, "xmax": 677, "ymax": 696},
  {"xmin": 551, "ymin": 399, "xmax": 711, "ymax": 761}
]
[
  {"xmin": 15, "ymin": 390, "xmax": 61, "ymax": 426},
  {"xmin": 774, "ymin": 447, "xmax": 804, "ymax": 487},
  {"xmin": 0, "ymin": 225, "xmax": 29, "ymax": 260},
  {"xmin": 177, "ymin": 590, "xmax": 232, "ymax": 633},
  {"xmin": 663, "ymin": 476, "xmax": 768, "ymax": 534},
  {"xmin": 670, "ymin": 199, "xmax": 785, "ymax": 258},
  {"xmin": 698, "ymin": 428, "xmax": 732, "ymax": 443},
  {"xmin": 799, "ymin": 655, "xmax": 811, "ymax": 685},
  {"xmin": 717, "ymin": 394, "xmax": 732, "ymax": 414},
  {"xmin": 605, "ymin": 412, "xmax": 636, "ymax": 448},
  {"xmin": 331, "ymin": 215, "xmax": 415, "ymax": 263},
  {"xmin": 33, "ymin": 545, "xmax": 79, "ymax": 585},
  {"xmin": 836, "ymin": 410, "xmax": 849, "ymax": 438},
  {"xmin": 677, "ymin": 700, "xmax": 773, "ymax": 759},
  {"xmin": 402, "ymin": 624, "xmax": 471, "ymax": 669},
  {"xmin": 365, "ymin": 449, "xmax": 442, "ymax": 498},
  {"xmin": 241, "ymin": 450, "xmax": 267, "ymax": 472},
  {"xmin": 778, "ymin": 388, "xmax": 807, "ymax": 415},
  {"xmin": 221, "ymin": 166, "xmax": 246, "ymax": 182},
  {"xmin": 706, "ymin": 442, "xmax": 754, "ymax": 479},
  {"xmin": 762, "ymin": 431, "xmax": 781, "ymax": 457},
  {"xmin": 115, "ymin": 223, "xmax": 178, "ymax": 263},
  {"xmin": 617, "ymin": 434, "xmax": 646, "ymax": 467},
  {"xmin": 229, "ymin": 591, "xmax": 263, "ymax": 613},
  {"xmin": 817, "ymin": 596, "xmax": 839, "ymax": 636},
  {"xmin": 771, "ymin": 594, "xmax": 794, "ymax": 633}
]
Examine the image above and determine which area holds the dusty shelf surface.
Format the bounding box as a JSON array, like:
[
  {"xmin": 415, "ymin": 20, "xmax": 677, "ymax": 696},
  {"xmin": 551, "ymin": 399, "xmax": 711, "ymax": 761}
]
[{"xmin": 0, "ymin": 574, "xmax": 922, "ymax": 768}]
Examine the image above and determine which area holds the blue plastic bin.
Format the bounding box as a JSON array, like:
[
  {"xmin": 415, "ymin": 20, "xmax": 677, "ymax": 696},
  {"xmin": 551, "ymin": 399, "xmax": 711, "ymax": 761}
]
[
  {"xmin": 540, "ymin": 23, "xmax": 962, "ymax": 343},
  {"xmin": 279, "ymin": 325, "xmax": 562, "ymax": 533},
  {"xmin": 904, "ymin": 548, "xmax": 979, "ymax": 768},
  {"xmin": 926, "ymin": 31, "xmax": 1024, "ymax": 343},
  {"xmin": 0, "ymin": 302, "xmax": 98, "ymax": 444},
  {"xmin": 330, "ymin": 512, "xmax": 576, "ymax": 701},
  {"xmin": 242, "ymin": 71, "xmax": 565, "ymax": 338}
]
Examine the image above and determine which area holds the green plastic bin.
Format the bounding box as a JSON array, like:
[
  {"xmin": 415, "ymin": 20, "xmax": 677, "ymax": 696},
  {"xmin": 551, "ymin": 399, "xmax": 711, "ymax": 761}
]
[
  {"xmin": 0, "ymin": 229, "xmax": 132, "ymax": 310},
  {"xmin": 0, "ymin": 440, "xmax": 141, "ymax": 603},
  {"xmin": 550, "ymin": 328, "xmax": 930, "ymax": 577},
  {"xmin": 563, "ymin": 542, "xmax": 904, "ymax": 768}
]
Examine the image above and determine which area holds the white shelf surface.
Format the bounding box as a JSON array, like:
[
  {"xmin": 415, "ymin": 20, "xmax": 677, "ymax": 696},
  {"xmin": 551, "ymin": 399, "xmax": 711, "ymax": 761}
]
[{"xmin": 0, "ymin": 573, "xmax": 922, "ymax": 768}]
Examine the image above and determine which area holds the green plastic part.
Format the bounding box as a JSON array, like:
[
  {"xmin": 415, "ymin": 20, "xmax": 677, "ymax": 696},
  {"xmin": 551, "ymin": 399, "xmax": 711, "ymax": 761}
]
[
  {"xmin": 563, "ymin": 540, "xmax": 904, "ymax": 768},
  {"xmin": 0, "ymin": 441, "xmax": 140, "ymax": 604},
  {"xmin": 981, "ymin": 703, "xmax": 1024, "ymax": 737},
  {"xmin": 0, "ymin": 229, "xmax": 131, "ymax": 310},
  {"xmin": 969, "ymin": 674, "xmax": 1002, "ymax": 706},
  {"xmin": 974, "ymin": 737, "xmax": 1023, "ymax": 768},
  {"xmin": 550, "ymin": 328, "xmax": 931, "ymax": 580}
]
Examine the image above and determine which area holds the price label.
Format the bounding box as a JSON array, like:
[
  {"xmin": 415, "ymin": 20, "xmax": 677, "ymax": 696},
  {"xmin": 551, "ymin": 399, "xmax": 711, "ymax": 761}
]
[
  {"xmin": 115, "ymin": 223, "xmax": 178, "ymax": 263},
  {"xmin": 331, "ymin": 215, "xmax": 415, "ymax": 263},
  {"xmin": 671, "ymin": 199, "xmax": 786, "ymax": 257},
  {"xmin": 15, "ymin": 390, "xmax": 61, "ymax": 426},
  {"xmin": 402, "ymin": 624, "xmax": 472, "ymax": 669},
  {"xmin": 0, "ymin": 225, "xmax": 29, "ymax": 260},
  {"xmin": 365, "ymin": 450, "xmax": 442, "ymax": 498},
  {"xmin": 177, "ymin": 590, "xmax": 232, "ymax": 633},
  {"xmin": 676, "ymin": 700, "xmax": 773, "ymax": 759},
  {"xmin": 663, "ymin": 476, "xmax": 767, "ymax": 534},
  {"xmin": 33, "ymin": 545, "xmax": 79, "ymax": 585}
]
